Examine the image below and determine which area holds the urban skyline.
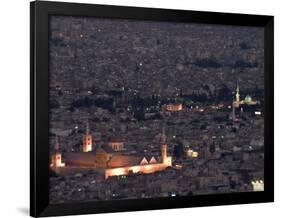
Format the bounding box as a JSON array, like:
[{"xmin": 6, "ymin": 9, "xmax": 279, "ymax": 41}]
[{"xmin": 49, "ymin": 15, "xmax": 264, "ymax": 204}]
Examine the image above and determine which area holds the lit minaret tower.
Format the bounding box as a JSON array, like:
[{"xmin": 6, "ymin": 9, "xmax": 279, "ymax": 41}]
[
  {"xmin": 236, "ymin": 82, "xmax": 240, "ymax": 103},
  {"xmin": 50, "ymin": 136, "xmax": 65, "ymax": 167},
  {"xmin": 233, "ymin": 82, "xmax": 241, "ymax": 108},
  {"xmin": 82, "ymin": 121, "xmax": 93, "ymax": 152},
  {"xmin": 160, "ymin": 124, "xmax": 168, "ymax": 164}
]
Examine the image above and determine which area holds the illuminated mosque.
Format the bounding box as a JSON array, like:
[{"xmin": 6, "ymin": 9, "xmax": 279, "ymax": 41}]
[
  {"xmin": 50, "ymin": 124, "xmax": 172, "ymax": 179},
  {"xmin": 232, "ymin": 83, "xmax": 259, "ymax": 108},
  {"xmin": 232, "ymin": 83, "xmax": 259, "ymax": 121}
]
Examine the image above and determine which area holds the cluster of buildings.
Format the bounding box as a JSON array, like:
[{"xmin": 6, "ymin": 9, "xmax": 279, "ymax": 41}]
[
  {"xmin": 48, "ymin": 16, "xmax": 265, "ymax": 203},
  {"xmin": 49, "ymin": 84, "xmax": 264, "ymax": 204},
  {"xmin": 232, "ymin": 83, "xmax": 260, "ymax": 121},
  {"xmin": 51, "ymin": 123, "xmax": 172, "ymax": 179}
]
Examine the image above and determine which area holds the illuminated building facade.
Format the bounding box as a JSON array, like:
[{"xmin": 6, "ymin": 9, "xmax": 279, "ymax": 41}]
[
  {"xmin": 251, "ymin": 180, "xmax": 264, "ymax": 191},
  {"xmin": 164, "ymin": 103, "xmax": 183, "ymax": 112},
  {"xmin": 104, "ymin": 126, "xmax": 172, "ymax": 178},
  {"xmin": 186, "ymin": 149, "xmax": 199, "ymax": 158},
  {"xmin": 108, "ymin": 138, "xmax": 125, "ymax": 151},
  {"xmin": 51, "ymin": 125, "xmax": 172, "ymax": 179}
]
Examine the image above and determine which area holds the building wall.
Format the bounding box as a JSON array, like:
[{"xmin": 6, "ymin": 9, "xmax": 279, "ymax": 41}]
[
  {"xmin": 95, "ymin": 150, "xmax": 112, "ymax": 168},
  {"xmin": 64, "ymin": 152, "xmax": 97, "ymax": 167},
  {"xmin": 108, "ymin": 142, "xmax": 124, "ymax": 151},
  {"xmin": 105, "ymin": 159, "xmax": 172, "ymax": 179},
  {"xmin": 164, "ymin": 103, "xmax": 183, "ymax": 112}
]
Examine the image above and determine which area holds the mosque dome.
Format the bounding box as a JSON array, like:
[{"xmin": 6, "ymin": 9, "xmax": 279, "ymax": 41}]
[{"xmin": 244, "ymin": 95, "xmax": 252, "ymax": 103}]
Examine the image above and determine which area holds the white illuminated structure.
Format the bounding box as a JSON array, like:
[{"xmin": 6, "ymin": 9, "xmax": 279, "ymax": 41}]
[
  {"xmin": 50, "ymin": 136, "xmax": 65, "ymax": 167},
  {"xmin": 251, "ymin": 180, "xmax": 264, "ymax": 191}
]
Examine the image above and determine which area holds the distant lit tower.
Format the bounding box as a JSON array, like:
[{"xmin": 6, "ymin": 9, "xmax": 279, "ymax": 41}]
[
  {"xmin": 233, "ymin": 82, "xmax": 241, "ymax": 108},
  {"xmin": 160, "ymin": 124, "xmax": 168, "ymax": 164},
  {"xmin": 236, "ymin": 83, "xmax": 240, "ymax": 103},
  {"xmin": 50, "ymin": 136, "xmax": 65, "ymax": 167},
  {"xmin": 82, "ymin": 121, "xmax": 93, "ymax": 152}
]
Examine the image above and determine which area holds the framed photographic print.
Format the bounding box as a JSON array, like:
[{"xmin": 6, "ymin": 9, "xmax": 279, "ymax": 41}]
[{"xmin": 30, "ymin": 1, "xmax": 274, "ymax": 217}]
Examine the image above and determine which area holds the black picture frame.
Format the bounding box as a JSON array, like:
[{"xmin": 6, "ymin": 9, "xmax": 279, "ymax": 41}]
[{"xmin": 30, "ymin": 1, "xmax": 274, "ymax": 217}]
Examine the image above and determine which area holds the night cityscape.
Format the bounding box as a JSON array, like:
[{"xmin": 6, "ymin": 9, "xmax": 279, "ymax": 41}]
[{"xmin": 49, "ymin": 16, "xmax": 265, "ymax": 204}]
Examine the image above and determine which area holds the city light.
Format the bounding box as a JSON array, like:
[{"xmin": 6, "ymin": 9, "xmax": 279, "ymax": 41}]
[
  {"xmin": 255, "ymin": 111, "xmax": 262, "ymax": 115},
  {"xmin": 251, "ymin": 180, "xmax": 264, "ymax": 191},
  {"xmin": 48, "ymin": 16, "xmax": 265, "ymax": 203}
]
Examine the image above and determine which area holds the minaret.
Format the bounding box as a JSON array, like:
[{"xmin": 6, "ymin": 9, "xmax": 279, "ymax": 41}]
[
  {"xmin": 51, "ymin": 136, "xmax": 65, "ymax": 167},
  {"xmin": 160, "ymin": 124, "xmax": 167, "ymax": 164},
  {"xmin": 82, "ymin": 121, "xmax": 93, "ymax": 152},
  {"xmin": 233, "ymin": 82, "xmax": 240, "ymax": 108},
  {"xmin": 235, "ymin": 82, "xmax": 240, "ymax": 103}
]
